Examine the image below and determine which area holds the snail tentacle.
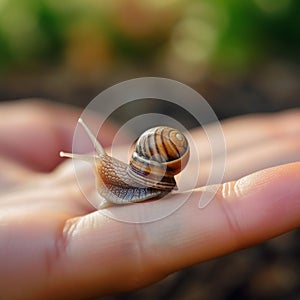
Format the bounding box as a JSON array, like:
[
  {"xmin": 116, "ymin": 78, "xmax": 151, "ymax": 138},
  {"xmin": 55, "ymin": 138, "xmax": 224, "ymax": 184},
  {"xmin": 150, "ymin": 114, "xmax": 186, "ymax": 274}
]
[
  {"xmin": 78, "ymin": 118, "xmax": 106, "ymax": 156},
  {"xmin": 59, "ymin": 118, "xmax": 106, "ymax": 162},
  {"xmin": 59, "ymin": 151, "xmax": 94, "ymax": 163}
]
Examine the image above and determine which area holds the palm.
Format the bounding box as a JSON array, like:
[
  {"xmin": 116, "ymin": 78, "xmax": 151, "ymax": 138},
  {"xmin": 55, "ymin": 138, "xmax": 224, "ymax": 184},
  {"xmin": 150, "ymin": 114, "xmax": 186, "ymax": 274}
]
[{"xmin": 0, "ymin": 101, "xmax": 299, "ymax": 300}]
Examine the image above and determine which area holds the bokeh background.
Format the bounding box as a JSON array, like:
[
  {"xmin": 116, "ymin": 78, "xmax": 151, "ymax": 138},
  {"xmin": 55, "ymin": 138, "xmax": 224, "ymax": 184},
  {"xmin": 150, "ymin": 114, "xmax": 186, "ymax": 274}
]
[
  {"xmin": 0, "ymin": 0, "xmax": 299, "ymax": 118},
  {"xmin": 0, "ymin": 0, "xmax": 299, "ymax": 299}
]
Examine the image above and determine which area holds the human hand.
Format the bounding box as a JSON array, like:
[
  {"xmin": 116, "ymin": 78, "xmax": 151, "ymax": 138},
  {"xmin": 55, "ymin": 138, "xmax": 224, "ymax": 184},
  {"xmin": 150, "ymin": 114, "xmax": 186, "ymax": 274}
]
[{"xmin": 0, "ymin": 100, "xmax": 299, "ymax": 299}]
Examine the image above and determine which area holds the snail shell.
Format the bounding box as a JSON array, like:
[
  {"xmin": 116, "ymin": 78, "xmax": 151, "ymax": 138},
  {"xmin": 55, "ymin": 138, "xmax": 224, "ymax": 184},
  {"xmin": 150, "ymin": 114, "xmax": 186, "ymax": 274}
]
[
  {"xmin": 128, "ymin": 127, "xmax": 189, "ymax": 189},
  {"xmin": 60, "ymin": 119, "xmax": 189, "ymax": 209}
]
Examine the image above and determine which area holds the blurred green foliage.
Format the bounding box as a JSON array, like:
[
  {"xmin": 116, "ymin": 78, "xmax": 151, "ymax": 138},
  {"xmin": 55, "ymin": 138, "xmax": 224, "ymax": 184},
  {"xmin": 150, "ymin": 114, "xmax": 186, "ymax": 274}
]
[
  {"xmin": 214, "ymin": 0, "xmax": 300, "ymax": 71},
  {"xmin": 0, "ymin": 0, "xmax": 299, "ymax": 79}
]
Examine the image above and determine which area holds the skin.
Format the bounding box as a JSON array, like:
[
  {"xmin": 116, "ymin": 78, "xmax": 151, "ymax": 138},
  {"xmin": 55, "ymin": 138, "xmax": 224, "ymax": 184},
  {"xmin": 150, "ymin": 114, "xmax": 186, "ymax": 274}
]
[{"xmin": 0, "ymin": 100, "xmax": 299, "ymax": 299}]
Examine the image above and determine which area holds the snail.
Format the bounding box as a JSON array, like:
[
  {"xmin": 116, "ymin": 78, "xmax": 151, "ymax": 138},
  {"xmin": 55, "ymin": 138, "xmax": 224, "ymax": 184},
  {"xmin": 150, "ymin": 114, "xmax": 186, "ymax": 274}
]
[{"xmin": 60, "ymin": 118, "xmax": 189, "ymax": 209}]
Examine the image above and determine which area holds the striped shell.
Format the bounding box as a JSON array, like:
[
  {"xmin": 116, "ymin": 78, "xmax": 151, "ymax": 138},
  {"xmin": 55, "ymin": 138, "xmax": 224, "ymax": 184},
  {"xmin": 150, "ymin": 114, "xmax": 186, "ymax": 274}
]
[{"xmin": 128, "ymin": 126, "xmax": 189, "ymax": 190}]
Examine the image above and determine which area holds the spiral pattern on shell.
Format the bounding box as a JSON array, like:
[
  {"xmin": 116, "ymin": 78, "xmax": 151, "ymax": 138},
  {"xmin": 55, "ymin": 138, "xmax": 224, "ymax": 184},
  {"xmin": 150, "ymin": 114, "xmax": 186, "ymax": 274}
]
[{"xmin": 128, "ymin": 126, "xmax": 190, "ymax": 189}]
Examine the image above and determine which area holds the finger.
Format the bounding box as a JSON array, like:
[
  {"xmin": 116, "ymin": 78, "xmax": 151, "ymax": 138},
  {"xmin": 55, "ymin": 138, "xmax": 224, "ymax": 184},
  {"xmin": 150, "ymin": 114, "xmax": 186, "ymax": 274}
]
[
  {"xmin": 221, "ymin": 134, "xmax": 300, "ymax": 181},
  {"xmin": 180, "ymin": 132, "xmax": 300, "ymax": 189},
  {"xmin": 0, "ymin": 157, "xmax": 36, "ymax": 190},
  {"xmin": 218, "ymin": 108, "xmax": 300, "ymax": 155},
  {"xmin": 184, "ymin": 109, "xmax": 300, "ymax": 188},
  {"xmin": 190, "ymin": 108, "xmax": 300, "ymax": 160},
  {"xmin": 40, "ymin": 162, "xmax": 300, "ymax": 299},
  {"xmin": 0, "ymin": 100, "xmax": 79, "ymax": 172},
  {"xmin": 0, "ymin": 99, "xmax": 128, "ymax": 172}
]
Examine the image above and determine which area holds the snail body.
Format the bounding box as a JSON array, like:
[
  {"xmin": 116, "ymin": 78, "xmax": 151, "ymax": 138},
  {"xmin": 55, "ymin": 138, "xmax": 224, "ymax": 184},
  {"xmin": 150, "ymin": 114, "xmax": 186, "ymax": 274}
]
[{"xmin": 60, "ymin": 119, "xmax": 189, "ymax": 209}]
